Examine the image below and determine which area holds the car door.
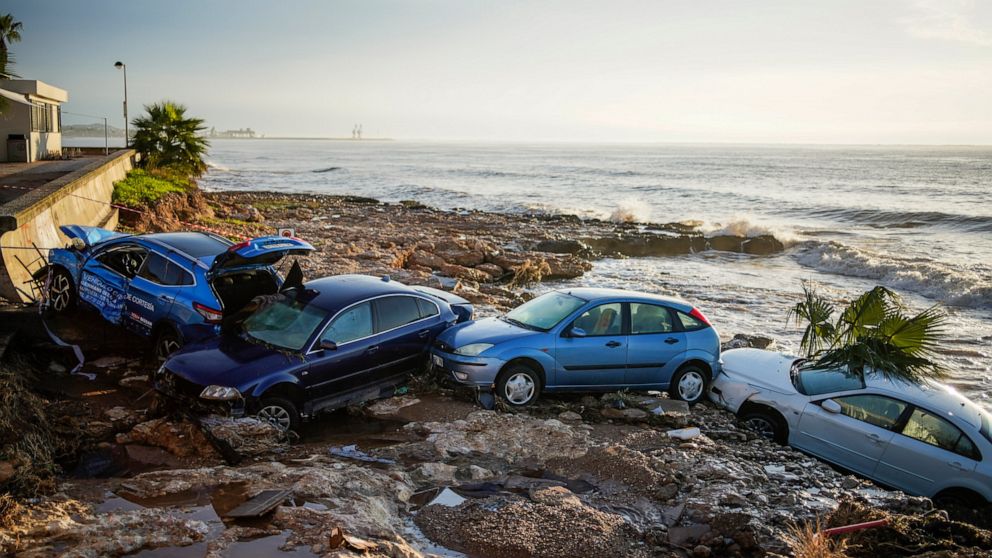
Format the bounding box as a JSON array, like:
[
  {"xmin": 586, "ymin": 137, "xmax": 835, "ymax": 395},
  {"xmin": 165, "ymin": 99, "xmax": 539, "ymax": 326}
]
[
  {"xmin": 554, "ymin": 302, "xmax": 627, "ymax": 388},
  {"xmin": 794, "ymin": 394, "xmax": 909, "ymax": 477},
  {"xmin": 875, "ymin": 406, "xmax": 981, "ymax": 497},
  {"xmin": 625, "ymin": 303, "xmax": 686, "ymax": 388},
  {"xmin": 371, "ymin": 295, "xmax": 435, "ymax": 384},
  {"xmin": 123, "ymin": 251, "xmax": 189, "ymax": 338},
  {"xmin": 78, "ymin": 242, "xmax": 147, "ymax": 325},
  {"xmin": 305, "ymin": 301, "xmax": 385, "ymax": 401}
]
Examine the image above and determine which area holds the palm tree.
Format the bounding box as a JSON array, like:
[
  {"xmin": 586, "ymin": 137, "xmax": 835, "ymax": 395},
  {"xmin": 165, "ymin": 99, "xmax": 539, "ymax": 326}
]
[
  {"xmin": 788, "ymin": 281, "xmax": 948, "ymax": 383},
  {"xmin": 131, "ymin": 101, "xmax": 210, "ymax": 177},
  {"xmin": 0, "ymin": 13, "xmax": 23, "ymax": 79}
]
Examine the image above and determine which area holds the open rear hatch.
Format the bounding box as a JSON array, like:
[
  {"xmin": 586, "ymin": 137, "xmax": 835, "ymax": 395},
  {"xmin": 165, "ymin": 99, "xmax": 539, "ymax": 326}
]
[{"xmin": 208, "ymin": 236, "xmax": 315, "ymax": 318}]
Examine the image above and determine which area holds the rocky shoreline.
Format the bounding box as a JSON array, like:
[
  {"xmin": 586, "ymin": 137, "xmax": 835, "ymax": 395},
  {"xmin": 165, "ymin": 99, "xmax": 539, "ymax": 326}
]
[{"xmin": 1, "ymin": 190, "xmax": 990, "ymax": 557}]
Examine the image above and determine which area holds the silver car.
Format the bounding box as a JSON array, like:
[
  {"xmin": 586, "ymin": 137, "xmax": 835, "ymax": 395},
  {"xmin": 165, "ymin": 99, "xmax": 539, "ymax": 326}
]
[{"xmin": 709, "ymin": 348, "xmax": 992, "ymax": 507}]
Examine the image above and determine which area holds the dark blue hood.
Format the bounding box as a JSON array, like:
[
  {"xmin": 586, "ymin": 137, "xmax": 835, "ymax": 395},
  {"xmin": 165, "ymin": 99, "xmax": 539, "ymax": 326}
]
[
  {"xmin": 437, "ymin": 316, "xmax": 541, "ymax": 349},
  {"xmin": 165, "ymin": 335, "xmax": 304, "ymax": 391}
]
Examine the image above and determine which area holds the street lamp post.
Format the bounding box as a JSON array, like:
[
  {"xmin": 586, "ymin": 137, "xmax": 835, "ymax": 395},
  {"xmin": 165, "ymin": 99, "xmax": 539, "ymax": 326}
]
[{"xmin": 114, "ymin": 61, "xmax": 128, "ymax": 147}]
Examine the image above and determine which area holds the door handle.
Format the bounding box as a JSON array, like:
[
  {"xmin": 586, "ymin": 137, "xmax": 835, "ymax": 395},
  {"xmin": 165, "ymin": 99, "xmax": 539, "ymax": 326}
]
[
  {"xmin": 417, "ymin": 329, "xmax": 430, "ymax": 339},
  {"xmin": 947, "ymin": 461, "xmax": 967, "ymax": 471},
  {"xmin": 664, "ymin": 337, "xmax": 679, "ymax": 344},
  {"xmin": 605, "ymin": 341, "xmax": 622, "ymax": 348},
  {"xmin": 866, "ymin": 433, "xmax": 883, "ymax": 444},
  {"xmin": 366, "ymin": 345, "xmax": 380, "ymax": 355},
  {"xmin": 158, "ymin": 295, "xmax": 174, "ymax": 303}
]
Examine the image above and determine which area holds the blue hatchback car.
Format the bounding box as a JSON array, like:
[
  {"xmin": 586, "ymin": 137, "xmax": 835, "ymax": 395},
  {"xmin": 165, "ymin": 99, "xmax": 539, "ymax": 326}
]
[
  {"xmin": 157, "ymin": 275, "xmax": 473, "ymax": 431},
  {"xmin": 430, "ymin": 288, "xmax": 721, "ymax": 406},
  {"xmin": 46, "ymin": 225, "xmax": 314, "ymax": 358}
]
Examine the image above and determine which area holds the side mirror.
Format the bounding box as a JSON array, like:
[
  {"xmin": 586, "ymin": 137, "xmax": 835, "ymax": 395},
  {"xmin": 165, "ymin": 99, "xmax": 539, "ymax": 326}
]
[
  {"xmin": 821, "ymin": 399, "xmax": 842, "ymax": 414},
  {"xmin": 319, "ymin": 339, "xmax": 337, "ymax": 351},
  {"xmin": 569, "ymin": 327, "xmax": 587, "ymax": 338}
]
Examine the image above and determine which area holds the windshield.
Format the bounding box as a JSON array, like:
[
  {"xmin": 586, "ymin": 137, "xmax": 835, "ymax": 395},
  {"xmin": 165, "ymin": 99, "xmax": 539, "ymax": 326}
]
[
  {"xmin": 504, "ymin": 291, "xmax": 586, "ymax": 331},
  {"xmin": 794, "ymin": 366, "xmax": 865, "ymax": 396},
  {"xmin": 241, "ymin": 294, "xmax": 328, "ymax": 351}
]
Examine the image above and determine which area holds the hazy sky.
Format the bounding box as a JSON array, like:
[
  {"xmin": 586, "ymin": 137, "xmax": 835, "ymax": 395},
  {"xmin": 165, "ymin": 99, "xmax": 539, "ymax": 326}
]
[{"xmin": 6, "ymin": 0, "xmax": 992, "ymax": 143}]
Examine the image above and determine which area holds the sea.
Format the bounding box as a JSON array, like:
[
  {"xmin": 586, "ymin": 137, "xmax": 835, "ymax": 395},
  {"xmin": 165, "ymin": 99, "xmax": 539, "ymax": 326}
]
[{"xmin": 68, "ymin": 139, "xmax": 992, "ymax": 409}]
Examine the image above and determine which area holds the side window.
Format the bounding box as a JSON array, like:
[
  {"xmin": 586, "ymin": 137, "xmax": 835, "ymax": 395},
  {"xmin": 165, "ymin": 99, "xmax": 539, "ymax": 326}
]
[
  {"xmin": 376, "ymin": 296, "xmax": 424, "ymax": 332},
  {"xmin": 571, "ymin": 303, "xmax": 622, "ymax": 336},
  {"xmin": 630, "ymin": 303, "xmax": 674, "ymax": 334},
  {"xmin": 417, "ymin": 298, "xmax": 439, "ymax": 319},
  {"xmin": 901, "ymin": 407, "xmax": 979, "ymax": 460},
  {"xmin": 833, "ymin": 395, "xmax": 907, "ymax": 430},
  {"xmin": 96, "ymin": 245, "xmax": 147, "ymax": 278},
  {"xmin": 676, "ymin": 311, "xmax": 705, "ymax": 331},
  {"xmin": 138, "ymin": 253, "xmax": 194, "ymax": 286},
  {"xmin": 322, "ymin": 302, "xmax": 373, "ymax": 345}
]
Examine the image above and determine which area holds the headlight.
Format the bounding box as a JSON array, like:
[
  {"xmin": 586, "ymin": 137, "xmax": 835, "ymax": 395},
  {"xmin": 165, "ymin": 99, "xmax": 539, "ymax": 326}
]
[
  {"xmin": 200, "ymin": 385, "xmax": 241, "ymax": 401},
  {"xmin": 454, "ymin": 343, "xmax": 494, "ymax": 356}
]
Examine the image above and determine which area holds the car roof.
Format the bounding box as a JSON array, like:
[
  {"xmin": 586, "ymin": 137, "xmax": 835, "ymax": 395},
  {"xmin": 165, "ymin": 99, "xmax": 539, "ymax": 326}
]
[
  {"xmin": 143, "ymin": 232, "xmax": 233, "ymax": 259},
  {"xmin": 553, "ymin": 287, "xmax": 692, "ymax": 310},
  {"xmin": 302, "ymin": 275, "xmax": 432, "ymax": 313},
  {"xmin": 866, "ymin": 373, "xmax": 985, "ymax": 430}
]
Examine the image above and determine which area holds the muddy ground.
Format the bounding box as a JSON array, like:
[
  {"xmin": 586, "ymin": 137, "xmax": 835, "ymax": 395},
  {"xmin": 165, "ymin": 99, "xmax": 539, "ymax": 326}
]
[{"xmin": 1, "ymin": 191, "xmax": 991, "ymax": 557}]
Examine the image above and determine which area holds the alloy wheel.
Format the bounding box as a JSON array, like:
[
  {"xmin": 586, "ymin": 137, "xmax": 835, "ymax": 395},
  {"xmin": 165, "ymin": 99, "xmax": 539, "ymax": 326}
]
[
  {"xmin": 743, "ymin": 416, "xmax": 777, "ymax": 440},
  {"xmin": 156, "ymin": 335, "xmax": 181, "ymax": 360},
  {"xmin": 49, "ymin": 272, "xmax": 71, "ymax": 311},
  {"xmin": 504, "ymin": 372, "xmax": 536, "ymax": 405},
  {"xmin": 257, "ymin": 405, "xmax": 292, "ymax": 431},
  {"xmin": 677, "ymin": 370, "xmax": 705, "ymax": 401}
]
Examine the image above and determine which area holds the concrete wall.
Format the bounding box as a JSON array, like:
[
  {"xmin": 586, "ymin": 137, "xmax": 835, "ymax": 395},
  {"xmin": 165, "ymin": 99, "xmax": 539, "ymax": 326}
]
[{"xmin": 0, "ymin": 150, "xmax": 135, "ymax": 302}]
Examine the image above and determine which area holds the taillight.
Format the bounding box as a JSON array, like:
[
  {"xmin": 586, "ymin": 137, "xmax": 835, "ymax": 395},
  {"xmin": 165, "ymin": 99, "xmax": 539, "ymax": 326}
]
[
  {"xmin": 194, "ymin": 302, "xmax": 224, "ymax": 323},
  {"xmin": 689, "ymin": 307, "xmax": 711, "ymax": 327}
]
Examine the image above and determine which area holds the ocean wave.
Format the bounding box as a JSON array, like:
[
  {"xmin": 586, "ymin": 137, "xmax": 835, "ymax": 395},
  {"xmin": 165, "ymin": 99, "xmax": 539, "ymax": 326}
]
[
  {"xmin": 206, "ymin": 160, "xmax": 232, "ymax": 172},
  {"xmin": 312, "ymin": 166, "xmax": 343, "ymax": 173},
  {"xmin": 794, "ymin": 241, "xmax": 992, "ymax": 309},
  {"xmin": 609, "ymin": 197, "xmax": 653, "ymax": 223},
  {"xmin": 804, "ymin": 207, "xmax": 992, "ymax": 233}
]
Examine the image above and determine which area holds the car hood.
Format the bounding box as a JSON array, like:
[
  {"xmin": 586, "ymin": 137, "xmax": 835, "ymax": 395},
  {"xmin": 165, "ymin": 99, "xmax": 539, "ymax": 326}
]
[
  {"xmin": 720, "ymin": 348, "xmax": 799, "ymax": 394},
  {"xmin": 164, "ymin": 335, "xmax": 299, "ymax": 389},
  {"xmin": 437, "ymin": 316, "xmax": 541, "ymax": 351}
]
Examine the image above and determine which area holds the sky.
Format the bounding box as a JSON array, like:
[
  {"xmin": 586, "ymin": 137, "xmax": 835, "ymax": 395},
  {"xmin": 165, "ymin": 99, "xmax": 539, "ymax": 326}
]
[{"xmin": 5, "ymin": 0, "xmax": 992, "ymax": 143}]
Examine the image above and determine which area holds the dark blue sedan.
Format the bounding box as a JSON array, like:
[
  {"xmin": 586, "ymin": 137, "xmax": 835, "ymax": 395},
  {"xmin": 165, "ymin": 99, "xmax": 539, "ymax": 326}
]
[
  {"xmin": 46, "ymin": 225, "xmax": 313, "ymax": 358},
  {"xmin": 156, "ymin": 275, "xmax": 472, "ymax": 431}
]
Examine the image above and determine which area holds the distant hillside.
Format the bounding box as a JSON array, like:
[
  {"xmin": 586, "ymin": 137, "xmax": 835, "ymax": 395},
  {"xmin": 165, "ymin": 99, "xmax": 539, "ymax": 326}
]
[{"xmin": 62, "ymin": 123, "xmax": 126, "ymax": 137}]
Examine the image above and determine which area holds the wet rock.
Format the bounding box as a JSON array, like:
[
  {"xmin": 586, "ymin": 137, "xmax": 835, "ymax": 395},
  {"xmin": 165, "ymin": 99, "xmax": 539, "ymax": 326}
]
[
  {"xmin": 117, "ymin": 418, "xmax": 220, "ymax": 460},
  {"xmin": 693, "ymin": 544, "xmax": 712, "ymax": 557},
  {"xmin": 466, "ymin": 465, "xmax": 494, "ymax": 480},
  {"xmin": 416, "ymin": 494, "xmax": 647, "ymax": 558},
  {"xmin": 118, "ymin": 375, "xmax": 149, "ymax": 389},
  {"xmin": 199, "ymin": 416, "xmax": 286, "ymax": 457},
  {"xmin": 533, "ymin": 239, "xmax": 589, "ymax": 254},
  {"xmin": 364, "ymin": 395, "xmax": 421, "ymax": 420},
  {"xmin": 722, "ymin": 333, "xmax": 777, "ymax": 351},
  {"xmin": 557, "ymin": 410, "xmax": 583, "ymax": 423},
  {"xmin": 414, "ymin": 462, "xmax": 458, "ymax": 483},
  {"xmin": 0, "ymin": 461, "xmax": 14, "ymax": 483},
  {"xmin": 668, "ymin": 524, "xmax": 711, "ymax": 546}
]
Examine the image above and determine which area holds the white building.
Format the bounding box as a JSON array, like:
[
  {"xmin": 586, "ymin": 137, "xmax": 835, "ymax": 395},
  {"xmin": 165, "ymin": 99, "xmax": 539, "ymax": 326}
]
[{"xmin": 0, "ymin": 79, "xmax": 69, "ymax": 162}]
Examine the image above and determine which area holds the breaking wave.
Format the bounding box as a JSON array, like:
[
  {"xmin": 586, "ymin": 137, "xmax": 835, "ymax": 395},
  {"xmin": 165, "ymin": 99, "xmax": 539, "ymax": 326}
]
[
  {"xmin": 794, "ymin": 241, "xmax": 992, "ymax": 309},
  {"xmin": 803, "ymin": 207, "xmax": 992, "ymax": 233},
  {"xmin": 609, "ymin": 197, "xmax": 653, "ymax": 223}
]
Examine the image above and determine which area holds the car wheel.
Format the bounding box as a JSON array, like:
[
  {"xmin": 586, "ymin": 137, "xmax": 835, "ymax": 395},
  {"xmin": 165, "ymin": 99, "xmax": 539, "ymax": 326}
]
[
  {"xmin": 46, "ymin": 267, "xmax": 77, "ymax": 313},
  {"xmin": 934, "ymin": 489, "xmax": 986, "ymax": 510},
  {"xmin": 669, "ymin": 364, "xmax": 708, "ymax": 404},
  {"xmin": 496, "ymin": 364, "xmax": 541, "ymax": 407},
  {"xmin": 740, "ymin": 411, "xmax": 788, "ymax": 445},
  {"xmin": 256, "ymin": 397, "xmax": 300, "ymax": 433},
  {"xmin": 154, "ymin": 327, "xmax": 184, "ymax": 360}
]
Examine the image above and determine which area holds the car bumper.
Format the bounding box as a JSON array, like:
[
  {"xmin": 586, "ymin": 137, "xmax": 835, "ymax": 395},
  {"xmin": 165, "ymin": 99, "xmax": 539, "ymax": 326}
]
[
  {"xmin": 155, "ymin": 367, "xmax": 246, "ymax": 417},
  {"xmin": 429, "ymin": 348, "xmax": 505, "ymax": 390}
]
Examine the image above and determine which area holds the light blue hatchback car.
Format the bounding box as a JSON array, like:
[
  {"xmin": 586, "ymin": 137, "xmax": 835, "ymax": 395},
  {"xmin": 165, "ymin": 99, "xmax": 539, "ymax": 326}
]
[{"xmin": 430, "ymin": 288, "xmax": 721, "ymax": 406}]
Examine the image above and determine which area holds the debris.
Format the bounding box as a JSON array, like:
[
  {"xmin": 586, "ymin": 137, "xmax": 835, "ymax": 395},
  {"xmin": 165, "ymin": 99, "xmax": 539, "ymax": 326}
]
[
  {"xmin": 223, "ymin": 489, "xmax": 292, "ymax": 518},
  {"xmin": 328, "ymin": 444, "xmax": 396, "ymax": 465},
  {"xmin": 199, "ymin": 416, "xmax": 287, "ymax": 457},
  {"xmin": 666, "ymin": 427, "xmax": 701, "ymax": 440}
]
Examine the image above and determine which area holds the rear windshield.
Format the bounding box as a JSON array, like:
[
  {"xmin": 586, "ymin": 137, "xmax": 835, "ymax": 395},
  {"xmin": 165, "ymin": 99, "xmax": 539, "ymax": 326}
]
[
  {"xmin": 795, "ymin": 367, "xmax": 865, "ymax": 396},
  {"xmin": 242, "ymin": 294, "xmax": 328, "ymax": 351}
]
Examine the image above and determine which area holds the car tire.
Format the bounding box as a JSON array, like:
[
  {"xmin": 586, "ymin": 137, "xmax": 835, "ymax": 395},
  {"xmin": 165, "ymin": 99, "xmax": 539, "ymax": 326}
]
[
  {"xmin": 933, "ymin": 489, "xmax": 986, "ymax": 510},
  {"xmin": 740, "ymin": 410, "xmax": 788, "ymax": 445},
  {"xmin": 669, "ymin": 364, "xmax": 709, "ymax": 405},
  {"xmin": 46, "ymin": 267, "xmax": 77, "ymax": 313},
  {"xmin": 496, "ymin": 364, "xmax": 541, "ymax": 407},
  {"xmin": 256, "ymin": 397, "xmax": 301, "ymax": 433},
  {"xmin": 154, "ymin": 326, "xmax": 184, "ymax": 361}
]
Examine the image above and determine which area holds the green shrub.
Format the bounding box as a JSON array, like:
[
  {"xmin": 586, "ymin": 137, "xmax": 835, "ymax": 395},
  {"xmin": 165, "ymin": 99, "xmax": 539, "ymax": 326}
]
[{"xmin": 112, "ymin": 169, "xmax": 190, "ymax": 208}]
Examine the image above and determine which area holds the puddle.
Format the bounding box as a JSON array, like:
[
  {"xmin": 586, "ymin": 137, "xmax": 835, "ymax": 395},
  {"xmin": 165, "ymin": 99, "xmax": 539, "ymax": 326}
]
[
  {"xmin": 129, "ymin": 542, "xmax": 209, "ymax": 557},
  {"xmin": 227, "ymin": 531, "xmax": 319, "ymax": 556},
  {"xmin": 72, "ymin": 444, "xmax": 184, "ymax": 478},
  {"xmin": 298, "ymin": 408, "xmax": 405, "ymax": 448}
]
